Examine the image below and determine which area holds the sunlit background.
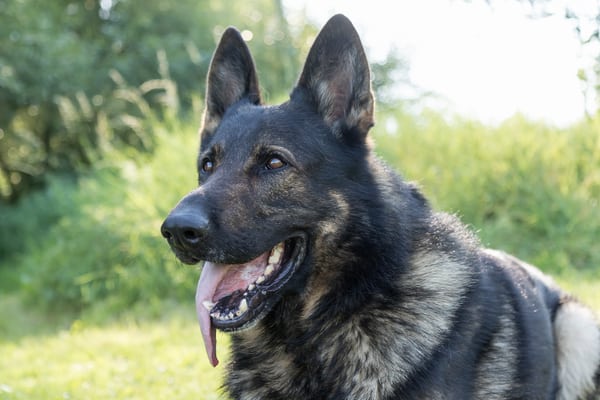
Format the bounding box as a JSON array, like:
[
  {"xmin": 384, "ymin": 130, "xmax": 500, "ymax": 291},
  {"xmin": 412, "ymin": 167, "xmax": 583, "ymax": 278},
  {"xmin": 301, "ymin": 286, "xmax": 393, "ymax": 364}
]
[{"xmin": 286, "ymin": 0, "xmax": 598, "ymax": 126}]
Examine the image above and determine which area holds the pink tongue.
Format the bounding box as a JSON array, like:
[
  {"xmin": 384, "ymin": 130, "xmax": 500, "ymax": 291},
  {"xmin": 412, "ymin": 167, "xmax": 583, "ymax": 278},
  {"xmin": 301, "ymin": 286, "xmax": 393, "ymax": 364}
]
[
  {"xmin": 195, "ymin": 262, "xmax": 225, "ymax": 367},
  {"xmin": 195, "ymin": 254, "xmax": 269, "ymax": 367}
]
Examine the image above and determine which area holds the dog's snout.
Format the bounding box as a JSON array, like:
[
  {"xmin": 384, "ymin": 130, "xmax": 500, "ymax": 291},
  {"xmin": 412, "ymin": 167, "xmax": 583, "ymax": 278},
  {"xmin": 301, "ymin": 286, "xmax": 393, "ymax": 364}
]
[
  {"xmin": 160, "ymin": 215, "xmax": 206, "ymax": 242},
  {"xmin": 161, "ymin": 211, "xmax": 209, "ymax": 249}
]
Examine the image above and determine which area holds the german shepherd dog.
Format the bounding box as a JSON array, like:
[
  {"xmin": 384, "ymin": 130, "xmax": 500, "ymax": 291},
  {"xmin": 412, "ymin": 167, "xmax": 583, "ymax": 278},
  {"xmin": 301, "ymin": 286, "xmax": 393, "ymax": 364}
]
[{"xmin": 161, "ymin": 14, "xmax": 600, "ymax": 399}]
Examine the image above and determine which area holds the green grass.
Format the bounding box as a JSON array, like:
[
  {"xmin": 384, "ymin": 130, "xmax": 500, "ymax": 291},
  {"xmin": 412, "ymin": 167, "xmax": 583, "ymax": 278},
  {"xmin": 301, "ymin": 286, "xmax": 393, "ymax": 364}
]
[
  {"xmin": 0, "ymin": 301, "xmax": 228, "ymax": 400},
  {"xmin": 556, "ymin": 276, "xmax": 600, "ymax": 310}
]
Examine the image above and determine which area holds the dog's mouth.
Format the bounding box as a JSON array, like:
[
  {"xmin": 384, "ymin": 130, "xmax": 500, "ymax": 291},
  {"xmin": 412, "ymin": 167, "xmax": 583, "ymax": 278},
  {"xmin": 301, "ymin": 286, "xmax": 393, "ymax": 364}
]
[{"xmin": 195, "ymin": 235, "xmax": 306, "ymax": 366}]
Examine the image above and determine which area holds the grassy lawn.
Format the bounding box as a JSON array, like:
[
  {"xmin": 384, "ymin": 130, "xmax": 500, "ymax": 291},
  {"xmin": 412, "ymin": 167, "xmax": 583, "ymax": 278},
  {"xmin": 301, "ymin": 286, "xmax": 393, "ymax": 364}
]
[
  {"xmin": 556, "ymin": 275, "xmax": 600, "ymax": 310},
  {"xmin": 0, "ymin": 300, "xmax": 228, "ymax": 400},
  {"xmin": 1, "ymin": 274, "xmax": 599, "ymax": 399}
]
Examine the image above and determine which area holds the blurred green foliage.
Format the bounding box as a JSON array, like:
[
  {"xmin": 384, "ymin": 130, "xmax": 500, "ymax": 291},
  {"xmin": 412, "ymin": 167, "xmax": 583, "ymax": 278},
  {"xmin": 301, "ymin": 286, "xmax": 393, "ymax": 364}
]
[
  {"xmin": 375, "ymin": 110, "xmax": 600, "ymax": 275},
  {"xmin": 0, "ymin": 113, "xmax": 201, "ymax": 315},
  {"xmin": 0, "ymin": 0, "xmax": 402, "ymax": 202},
  {"xmin": 0, "ymin": 0, "xmax": 311, "ymax": 202}
]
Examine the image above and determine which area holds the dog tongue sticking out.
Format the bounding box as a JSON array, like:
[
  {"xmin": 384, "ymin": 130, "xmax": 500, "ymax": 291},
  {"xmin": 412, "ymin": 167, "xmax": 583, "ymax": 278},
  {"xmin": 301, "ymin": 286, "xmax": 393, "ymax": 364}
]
[
  {"xmin": 195, "ymin": 261, "xmax": 224, "ymax": 367},
  {"xmin": 195, "ymin": 252, "xmax": 272, "ymax": 366}
]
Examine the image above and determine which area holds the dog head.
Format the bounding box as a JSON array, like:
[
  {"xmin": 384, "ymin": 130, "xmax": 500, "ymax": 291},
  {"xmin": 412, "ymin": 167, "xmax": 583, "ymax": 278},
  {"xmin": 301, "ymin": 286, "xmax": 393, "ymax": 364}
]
[{"xmin": 161, "ymin": 14, "xmax": 374, "ymax": 366}]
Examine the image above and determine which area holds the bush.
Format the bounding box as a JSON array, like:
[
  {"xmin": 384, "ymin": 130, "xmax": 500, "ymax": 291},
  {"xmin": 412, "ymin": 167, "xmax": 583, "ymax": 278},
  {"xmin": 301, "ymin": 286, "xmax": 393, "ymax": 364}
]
[
  {"xmin": 3, "ymin": 115, "xmax": 201, "ymax": 314},
  {"xmin": 0, "ymin": 0, "xmax": 307, "ymax": 202},
  {"xmin": 374, "ymin": 110, "xmax": 600, "ymax": 275}
]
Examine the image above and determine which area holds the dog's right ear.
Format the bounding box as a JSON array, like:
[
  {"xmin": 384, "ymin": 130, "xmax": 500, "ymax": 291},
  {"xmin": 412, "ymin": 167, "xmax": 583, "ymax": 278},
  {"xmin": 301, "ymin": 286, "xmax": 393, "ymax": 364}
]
[
  {"xmin": 201, "ymin": 28, "xmax": 261, "ymax": 140},
  {"xmin": 293, "ymin": 14, "xmax": 374, "ymax": 140}
]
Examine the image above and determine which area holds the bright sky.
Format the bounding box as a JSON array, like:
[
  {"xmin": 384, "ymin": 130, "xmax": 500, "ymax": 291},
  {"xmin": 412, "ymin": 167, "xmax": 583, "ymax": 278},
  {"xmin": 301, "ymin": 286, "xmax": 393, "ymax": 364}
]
[{"xmin": 283, "ymin": 0, "xmax": 593, "ymax": 126}]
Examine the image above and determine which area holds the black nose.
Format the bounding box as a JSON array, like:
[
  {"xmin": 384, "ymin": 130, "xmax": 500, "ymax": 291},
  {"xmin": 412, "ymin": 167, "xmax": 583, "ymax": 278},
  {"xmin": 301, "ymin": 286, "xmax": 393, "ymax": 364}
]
[{"xmin": 160, "ymin": 210, "xmax": 209, "ymax": 250}]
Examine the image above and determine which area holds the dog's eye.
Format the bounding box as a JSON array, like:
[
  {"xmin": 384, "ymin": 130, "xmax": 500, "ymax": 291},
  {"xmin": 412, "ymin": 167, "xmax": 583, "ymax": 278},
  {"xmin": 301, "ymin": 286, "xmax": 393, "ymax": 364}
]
[
  {"xmin": 201, "ymin": 158, "xmax": 214, "ymax": 173},
  {"xmin": 266, "ymin": 157, "xmax": 286, "ymax": 170}
]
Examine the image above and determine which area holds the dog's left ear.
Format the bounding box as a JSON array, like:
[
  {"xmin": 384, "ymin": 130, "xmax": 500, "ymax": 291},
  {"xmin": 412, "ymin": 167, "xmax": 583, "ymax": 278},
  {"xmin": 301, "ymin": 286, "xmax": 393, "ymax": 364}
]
[
  {"xmin": 201, "ymin": 27, "xmax": 261, "ymax": 139},
  {"xmin": 294, "ymin": 14, "xmax": 374, "ymax": 139}
]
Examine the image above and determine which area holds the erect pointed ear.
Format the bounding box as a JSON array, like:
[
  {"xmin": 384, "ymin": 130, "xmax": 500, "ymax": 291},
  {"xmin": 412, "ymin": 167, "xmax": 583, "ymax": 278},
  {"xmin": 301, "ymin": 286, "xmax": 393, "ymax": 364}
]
[
  {"xmin": 201, "ymin": 27, "xmax": 261, "ymax": 138},
  {"xmin": 294, "ymin": 14, "xmax": 374, "ymax": 139}
]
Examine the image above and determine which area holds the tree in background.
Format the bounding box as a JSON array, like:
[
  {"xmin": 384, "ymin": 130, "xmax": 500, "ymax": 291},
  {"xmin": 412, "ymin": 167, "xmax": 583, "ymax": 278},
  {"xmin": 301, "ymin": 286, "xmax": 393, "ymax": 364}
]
[{"xmin": 0, "ymin": 0, "xmax": 310, "ymax": 202}]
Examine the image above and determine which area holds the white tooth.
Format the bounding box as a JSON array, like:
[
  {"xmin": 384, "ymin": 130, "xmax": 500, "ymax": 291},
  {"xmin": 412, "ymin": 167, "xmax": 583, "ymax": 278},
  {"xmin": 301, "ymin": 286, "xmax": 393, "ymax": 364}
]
[
  {"xmin": 202, "ymin": 300, "xmax": 215, "ymax": 311},
  {"xmin": 248, "ymin": 284, "xmax": 255, "ymax": 291},
  {"xmin": 228, "ymin": 312, "xmax": 234, "ymax": 319},
  {"xmin": 239, "ymin": 298, "xmax": 248, "ymax": 313},
  {"xmin": 268, "ymin": 254, "xmax": 278, "ymax": 265},
  {"xmin": 264, "ymin": 265, "xmax": 274, "ymax": 276},
  {"xmin": 235, "ymin": 309, "xmax": 242, "ymax": 317},
  {"xmin": 268, "ymin": 244, "xmax": 283, "ymax": 265},
  {"xmin": 256, "ymin": 275, "xmax": 265, "ymax": 284}
]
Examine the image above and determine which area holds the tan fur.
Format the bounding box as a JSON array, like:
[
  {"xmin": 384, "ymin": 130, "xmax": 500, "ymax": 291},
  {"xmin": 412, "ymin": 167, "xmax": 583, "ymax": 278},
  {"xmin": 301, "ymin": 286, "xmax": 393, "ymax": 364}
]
[
  {"xmin": 200, "ymin": 111, "xmax": 220, "ymax": 137},
  {"xmin": 472, "ymin": 303, "xmax": 518, "ymax": 399},
  {"xmin": 554, "ymin": 301, "xmax": 600, "ymax": 400},
  {"xmin": 298, "ymin": 221, "xmax": 475, "ymax": 397},
  {"xmin": 302, "ymin": 190, "xmax": 351, "ymax": 320},
  {"xmin": 317, "ymin": 191, "xmax": 350, "ymax": 238},
  {"xmin": 309, "ymin": 48, "xmax": 374, "ymax": 138},
  {"xmin": 390, "ymin": 251, "xmax": 472, "ymax": 360}
]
